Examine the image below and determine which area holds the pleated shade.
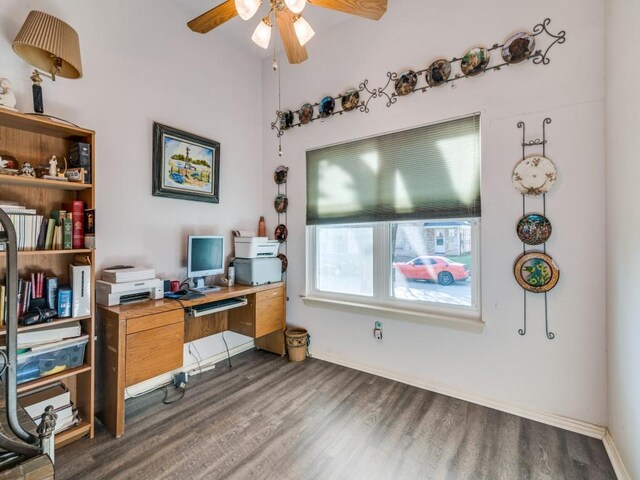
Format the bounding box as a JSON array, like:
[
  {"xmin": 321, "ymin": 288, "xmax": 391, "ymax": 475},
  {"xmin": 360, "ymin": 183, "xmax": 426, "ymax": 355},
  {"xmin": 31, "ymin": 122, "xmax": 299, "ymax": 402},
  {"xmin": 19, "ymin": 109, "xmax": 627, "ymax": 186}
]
[{"xmin": 12, "ymin": 11, "xmax": 82, "ymax": 79}]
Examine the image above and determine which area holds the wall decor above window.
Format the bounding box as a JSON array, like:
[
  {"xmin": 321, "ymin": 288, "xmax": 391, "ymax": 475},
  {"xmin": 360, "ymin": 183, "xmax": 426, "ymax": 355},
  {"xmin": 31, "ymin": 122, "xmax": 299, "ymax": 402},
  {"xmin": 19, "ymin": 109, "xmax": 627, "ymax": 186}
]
[{"xmin": 270, "ymin": 18, "xmax": 566, "ymax": 138}]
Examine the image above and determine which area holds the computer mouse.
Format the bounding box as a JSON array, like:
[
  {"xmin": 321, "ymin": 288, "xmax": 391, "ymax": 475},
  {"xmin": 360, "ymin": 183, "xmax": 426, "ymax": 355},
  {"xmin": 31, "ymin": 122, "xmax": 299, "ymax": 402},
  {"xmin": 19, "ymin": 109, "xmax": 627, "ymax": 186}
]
[{"xmin": 174, "ymin": 289, "xmax": 188, "ymax": 296}]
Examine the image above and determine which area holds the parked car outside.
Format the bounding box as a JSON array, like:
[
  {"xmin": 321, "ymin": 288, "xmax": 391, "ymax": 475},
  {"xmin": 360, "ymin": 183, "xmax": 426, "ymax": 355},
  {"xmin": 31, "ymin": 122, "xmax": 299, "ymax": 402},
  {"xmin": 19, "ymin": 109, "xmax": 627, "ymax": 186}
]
[{"xmin": 392, "ymin": 255, "xmax": 469, "ymax": 285}]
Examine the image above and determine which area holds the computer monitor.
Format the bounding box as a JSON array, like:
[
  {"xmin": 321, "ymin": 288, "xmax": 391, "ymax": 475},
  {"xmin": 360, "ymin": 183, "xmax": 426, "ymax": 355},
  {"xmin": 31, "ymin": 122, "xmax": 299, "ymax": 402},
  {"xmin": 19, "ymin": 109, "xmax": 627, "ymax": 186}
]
[{"xmin": 187, "ymin": 235, "xmax": 224, "ymax": 291}]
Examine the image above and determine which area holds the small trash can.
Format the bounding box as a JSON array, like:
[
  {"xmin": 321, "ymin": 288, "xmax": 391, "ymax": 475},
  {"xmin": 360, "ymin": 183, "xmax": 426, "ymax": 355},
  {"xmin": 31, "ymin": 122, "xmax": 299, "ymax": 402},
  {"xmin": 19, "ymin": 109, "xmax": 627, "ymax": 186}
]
[{"xmin": 285, "ymin": 328, "xmax": 308, "ymax": 362}]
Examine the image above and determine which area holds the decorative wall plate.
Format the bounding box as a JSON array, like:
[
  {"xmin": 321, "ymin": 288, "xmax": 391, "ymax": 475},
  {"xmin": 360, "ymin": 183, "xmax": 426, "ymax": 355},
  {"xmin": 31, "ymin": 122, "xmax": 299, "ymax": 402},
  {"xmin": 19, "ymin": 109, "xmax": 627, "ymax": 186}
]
[
  {"xmin": 460, "ymin": 47, "xmax": 490, "ymax": 76},
  {"xmin": 319, "ymin": 96, "xmax": 335, "ymax": 117},
  {"xmin": 514, "ymin": 251, "xmax": 560, "ymax": 293},
  {"xmin": 512, "ymin": 155, "xmax": 557, "ymax": 195},
  {"xmin": 425, "ymin": 59, "xmax": 452, "ymax": 87},
  {"xmin": 298, "ymin": 103, "xmax": 313, "ymax": 124},
  {"xmin": 341, "ymin": 89, "xmax": 360, "ymax": 112},
  {"xmin": 280, "ymin": 110, "xmax": 294, "ymax": 130},
  {"xmin": 274, "ymin": 194, "xmax": 288, "ymax": 213},
  {"xmin": 277, "ymin": 253, "xmax": 288, "ymax": 272},
  {"xmin": 274, "ymin": 165, "xmax": 289, "ymax": 184},
  {"xmin": 275, "ymin": 224, "xmax": 288, "ymax": 243},
  {"xmin": 502, "ymin": 32, "xmax": 536, "ymax": 64},
  {"xmin": 516, "ymin": 213, "xmax": 552, "ymax": 245},
  {"xmin": 394, "ymin": 70, "xmax": 418, "ymax": 96}
]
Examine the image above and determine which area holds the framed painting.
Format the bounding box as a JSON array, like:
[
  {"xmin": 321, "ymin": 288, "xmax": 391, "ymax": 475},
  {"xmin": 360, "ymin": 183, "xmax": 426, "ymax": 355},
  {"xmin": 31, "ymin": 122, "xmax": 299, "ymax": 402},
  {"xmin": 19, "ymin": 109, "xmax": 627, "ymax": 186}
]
[{"xmin": 152, "ymin": 122, "xmax": 220, "ymax": 203}]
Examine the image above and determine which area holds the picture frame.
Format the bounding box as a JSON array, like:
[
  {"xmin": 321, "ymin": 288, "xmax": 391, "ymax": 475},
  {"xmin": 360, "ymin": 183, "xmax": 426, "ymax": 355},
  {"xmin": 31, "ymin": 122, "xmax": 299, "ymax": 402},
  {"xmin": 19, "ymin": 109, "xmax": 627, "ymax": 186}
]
[{"xmin": 152, "ymin": 122, "xmax": 220, "ymax": 203}]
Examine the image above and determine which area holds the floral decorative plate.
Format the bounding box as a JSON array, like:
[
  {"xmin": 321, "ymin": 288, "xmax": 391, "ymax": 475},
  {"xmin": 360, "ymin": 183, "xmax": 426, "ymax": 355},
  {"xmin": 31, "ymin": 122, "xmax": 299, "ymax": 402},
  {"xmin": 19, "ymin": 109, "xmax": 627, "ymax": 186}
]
[
  {"xmin": 425, "ymin": 59, "xmax": 452, "ymax": 87},
  {"xmin": 514, "ymin": 251, "xmax": 560, "ymax": 293},
  {"xmin": 460, "ymin": 47, "xmax": 490, "ymax": 76},
  {"xmin": 298, "ymin": 103, "xmax": 314, "ymax": 124},
  {"xmin": 274, "ymin": 165, "xmax": 289, "ymax": 184},
  {"xmin": 280, "ymin": 110, "xmax": 294, "ymax": 130},
  {"xmin": 341, "ymin": 89, "xmax": 360, "ymax": 112},
  {"xmin": 319, "ymin": 96, "xmax": 335, "ymax": 118},
  {"xmin": 274, "ymin": 194, "xmax": 288, "ymax": 213},
  {"xmin": 274, "ymin": 224, "xmax": 288, "ymax": 243},
  {"xmin": 501, "ymin": 32, "xmax": 535, "ymax": 64},
  {"xmin": 394, "ymin": 70, "xmax": 418, "ymax": 96},
  {"xmin": 512, "ymin": 156, "xmax": 557, "ymax": 195},
  {"xmin": 277, "ymin": 253, "xmax": 288, "ymax": 273},
  {"xmin": 516, "ymin": 213, "xmax": 552, "ymax": 245}
]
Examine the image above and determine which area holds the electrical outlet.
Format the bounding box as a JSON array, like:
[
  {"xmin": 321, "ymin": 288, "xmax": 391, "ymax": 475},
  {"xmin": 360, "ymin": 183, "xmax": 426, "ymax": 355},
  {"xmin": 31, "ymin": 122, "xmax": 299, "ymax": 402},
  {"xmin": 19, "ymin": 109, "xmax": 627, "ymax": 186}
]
[
  {"xmin": 374, "ymin": 320, "xmax": 383, "ymax": 340},
  {"xmin": 173, "ymin": 371, "xmax": 188, "ymax": 388}
]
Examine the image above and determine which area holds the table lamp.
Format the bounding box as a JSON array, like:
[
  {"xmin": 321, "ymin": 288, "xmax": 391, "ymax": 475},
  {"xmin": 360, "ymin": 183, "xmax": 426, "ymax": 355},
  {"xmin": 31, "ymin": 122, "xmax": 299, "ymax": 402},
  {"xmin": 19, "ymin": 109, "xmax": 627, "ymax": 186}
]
[{"xmin": 12, "ymin": 10, "xmax": 82, "ymax": 115}]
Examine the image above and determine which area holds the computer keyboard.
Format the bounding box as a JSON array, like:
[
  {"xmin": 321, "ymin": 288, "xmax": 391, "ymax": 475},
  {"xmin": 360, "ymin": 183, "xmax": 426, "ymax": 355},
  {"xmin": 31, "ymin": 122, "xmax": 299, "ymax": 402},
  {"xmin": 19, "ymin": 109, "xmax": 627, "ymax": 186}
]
[{"xmin": 189, "ymin": 296, "xmax": 248, "ymax": 317}]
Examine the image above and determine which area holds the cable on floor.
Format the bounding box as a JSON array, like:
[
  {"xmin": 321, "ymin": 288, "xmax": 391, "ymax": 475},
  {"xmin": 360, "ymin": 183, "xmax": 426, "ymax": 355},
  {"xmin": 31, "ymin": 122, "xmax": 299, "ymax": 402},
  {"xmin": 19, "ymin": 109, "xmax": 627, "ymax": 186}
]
[
  {"xmin": 222, "ymin": 332, "xmax": 232, "ymax": 368},
  {"xmin": 162, "ymin": 384, "xmax": 186, "ymax": 405}
]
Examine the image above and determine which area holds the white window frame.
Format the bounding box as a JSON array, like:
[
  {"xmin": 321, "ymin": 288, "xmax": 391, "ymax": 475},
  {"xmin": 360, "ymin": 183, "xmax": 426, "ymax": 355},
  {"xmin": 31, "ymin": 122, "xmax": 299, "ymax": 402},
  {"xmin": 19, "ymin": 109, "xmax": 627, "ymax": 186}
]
[{"xmin": 304, "ymin": 218, "xmax": 483, "ymax": 332}]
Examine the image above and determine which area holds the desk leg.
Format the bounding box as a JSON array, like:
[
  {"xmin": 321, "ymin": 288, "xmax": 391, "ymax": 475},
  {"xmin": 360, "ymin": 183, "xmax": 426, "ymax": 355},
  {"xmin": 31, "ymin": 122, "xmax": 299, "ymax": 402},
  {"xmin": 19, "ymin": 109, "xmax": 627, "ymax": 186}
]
[
  {"xmin": 255, "ymin": 328, "xmax": 286, "ymax": 356},
  {"xmin": 98, "ymin": 315, "xmax": 127, "ymax": 437}
]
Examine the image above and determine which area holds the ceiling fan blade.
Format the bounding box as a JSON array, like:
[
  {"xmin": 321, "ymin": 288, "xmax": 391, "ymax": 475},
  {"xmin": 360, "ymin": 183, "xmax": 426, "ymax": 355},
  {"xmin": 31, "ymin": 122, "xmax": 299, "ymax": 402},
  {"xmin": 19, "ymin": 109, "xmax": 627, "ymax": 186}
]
[
  {"xmin": 276, "ymin": 9, "xmax": 309, "ymax": 64},
  {"xmin": 308, "ymin": 0, "xmax": 387, "ymax": 20},
  {"xmin": 188, "ymin": 0, "xmax": 238, "ymax": 34}
]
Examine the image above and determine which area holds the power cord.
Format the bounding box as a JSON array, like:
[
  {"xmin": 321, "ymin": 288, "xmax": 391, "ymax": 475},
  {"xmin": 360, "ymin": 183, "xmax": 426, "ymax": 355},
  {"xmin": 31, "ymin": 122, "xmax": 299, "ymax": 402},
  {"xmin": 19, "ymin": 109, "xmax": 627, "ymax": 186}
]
[
  {"xmin": 222, "ymin": 332, "xmax": 232, "ymax": 368},
  {"xmin": 162, "ymin": 384, "xmax": 186, "ymax": 405}
]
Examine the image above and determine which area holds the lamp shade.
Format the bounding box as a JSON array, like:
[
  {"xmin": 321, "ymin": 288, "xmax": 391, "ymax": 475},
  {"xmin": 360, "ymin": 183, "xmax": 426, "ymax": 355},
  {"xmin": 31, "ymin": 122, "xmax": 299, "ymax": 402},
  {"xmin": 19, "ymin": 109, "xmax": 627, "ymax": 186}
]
[
  {"xmin": 285, "ymin": 0, "xmax": 306, "ymax": 14},
  {"xmin": 235, "ymin": 0, "xmax": 261, "ymax": 21},
  {"xmin": 251, "ymin": 18, "xmax": 272, "ymax": 49},
  {"xmin": 293, "ymin": 16, "xmax": 315, "ymax": 46},
  {"xmin": 12, "ymin": 10, "xmax": 82, "ymax": 79}
]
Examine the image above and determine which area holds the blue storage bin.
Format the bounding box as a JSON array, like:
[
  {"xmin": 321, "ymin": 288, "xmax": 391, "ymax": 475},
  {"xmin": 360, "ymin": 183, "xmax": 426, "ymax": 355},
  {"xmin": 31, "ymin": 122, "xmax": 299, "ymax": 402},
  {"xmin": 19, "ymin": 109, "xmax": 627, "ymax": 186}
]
[{"xmin": 16, "ymin": 335, "xmax": 88, "ymax": 384}]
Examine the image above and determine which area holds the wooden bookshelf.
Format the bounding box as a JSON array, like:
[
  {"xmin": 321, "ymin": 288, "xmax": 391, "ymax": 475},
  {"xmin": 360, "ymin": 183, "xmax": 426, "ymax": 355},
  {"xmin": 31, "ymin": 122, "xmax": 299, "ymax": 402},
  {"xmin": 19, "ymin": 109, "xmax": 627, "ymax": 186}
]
[{"xmin": 0, "ymin": 109, "xmax": 95, "ymax": 447}]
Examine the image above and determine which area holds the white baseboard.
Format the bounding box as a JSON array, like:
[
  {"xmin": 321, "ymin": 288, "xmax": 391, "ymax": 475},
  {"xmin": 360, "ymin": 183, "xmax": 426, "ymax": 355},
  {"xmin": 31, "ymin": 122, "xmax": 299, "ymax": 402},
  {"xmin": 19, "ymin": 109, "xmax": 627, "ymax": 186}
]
[
  {"xmin": 311, "ymin": 351, "xmax": 607, "ymax": 440},
  {"xmin": 125, "ymin": 340, "xmax": 255, "ymax": 399},
  {"xmin": 603, "ymin": 429, "xmax": 632, "ymax": 480}
]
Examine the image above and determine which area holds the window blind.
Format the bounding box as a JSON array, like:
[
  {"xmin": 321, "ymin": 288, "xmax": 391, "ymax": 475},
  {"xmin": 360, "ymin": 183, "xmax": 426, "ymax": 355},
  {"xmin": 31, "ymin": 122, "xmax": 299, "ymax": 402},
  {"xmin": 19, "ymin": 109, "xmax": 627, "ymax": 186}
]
[{"xmin": 306, "ymin": 115, "xmax": 481, "ymax": 225}]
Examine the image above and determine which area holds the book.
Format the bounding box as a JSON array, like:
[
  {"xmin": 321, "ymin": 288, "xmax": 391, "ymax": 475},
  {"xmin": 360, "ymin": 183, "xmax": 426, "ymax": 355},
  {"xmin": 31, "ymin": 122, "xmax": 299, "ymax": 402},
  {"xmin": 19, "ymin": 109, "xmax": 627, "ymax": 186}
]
[
  {"xmin": 69, "ymin": 264, "xmax": 91, "ymax": 317},
  {"xmin": 19, "ymin": 383, "xmax": 71, "ymax": 418},
  {"xmin": 18, "ymin": 321, "xmax": 81, "ymax": 346},
  {"xmin": 45, "ymin": 219, "xmax": 56, "ymax": 250},
  {"xmin": 36, "ymin": 218, "xmax": 48, "ymax": 250},
  {"xmin": 45, "ymin": 277, "xmax": 58, "ymax": 311},
  {"xmin": 57, "ymin": 286, "xmax": 72, "ymax": 318},
  {"xmin": 62, "ymin": 201, "xmax": 85, "ymax": 249},
  {"xmin": 63, "ymin": 213, "xmax": 73, "ymax": 250},
  {"xmin": 53, "ymin": 225, "xmax": 62, "ymax": 250}
]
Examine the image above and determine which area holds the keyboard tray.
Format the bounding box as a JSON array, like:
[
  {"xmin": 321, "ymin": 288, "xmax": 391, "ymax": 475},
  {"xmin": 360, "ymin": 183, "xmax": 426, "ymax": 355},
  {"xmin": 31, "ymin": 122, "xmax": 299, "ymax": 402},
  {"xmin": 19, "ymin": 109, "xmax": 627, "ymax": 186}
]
[{"xmin": 190, "ymin": 296, "xmax": 248, "ymax": 317}]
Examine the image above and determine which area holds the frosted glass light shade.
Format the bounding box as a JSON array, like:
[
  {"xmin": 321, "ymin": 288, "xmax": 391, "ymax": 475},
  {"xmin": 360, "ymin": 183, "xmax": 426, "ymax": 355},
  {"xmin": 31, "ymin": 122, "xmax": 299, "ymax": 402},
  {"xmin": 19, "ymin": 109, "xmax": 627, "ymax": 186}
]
[
  {"xmin": 235, "ymin": 0, "xmax": 261, "ymax": 20},
  {"xmin": 285, "ymin": 0, "xmax": 307, "ymax": 14},
  {"xmin": 294, "ymin": 16, "xmax": 315, "ymax": 46},
  {"xmin": 252, "ymin": 18, "xmax": 272, "ymax": 49}
]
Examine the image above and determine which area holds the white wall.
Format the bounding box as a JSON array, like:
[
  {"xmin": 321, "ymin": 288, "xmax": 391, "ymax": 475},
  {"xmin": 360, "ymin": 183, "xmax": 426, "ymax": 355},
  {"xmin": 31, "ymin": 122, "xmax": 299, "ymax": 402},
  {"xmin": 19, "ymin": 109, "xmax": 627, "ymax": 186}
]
[
  {"xmin": 261, "ymin": 0, "xmax": 608, "ymax": 425},
  {"xmin": 605, "ymin": 0, "xmax": 640, "ymax": 476},
  {"xmin": 0, "ymin": 0, "xmax": 263, "ymax": 365}
]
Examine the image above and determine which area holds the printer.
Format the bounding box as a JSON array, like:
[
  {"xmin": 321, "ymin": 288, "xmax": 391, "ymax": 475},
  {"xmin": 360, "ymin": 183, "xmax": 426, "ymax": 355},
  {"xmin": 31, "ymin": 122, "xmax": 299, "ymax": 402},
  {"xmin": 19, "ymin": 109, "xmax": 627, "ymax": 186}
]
[{"xmin": 96, "ymin": 278, "xmax": 164, "ymax": 306}]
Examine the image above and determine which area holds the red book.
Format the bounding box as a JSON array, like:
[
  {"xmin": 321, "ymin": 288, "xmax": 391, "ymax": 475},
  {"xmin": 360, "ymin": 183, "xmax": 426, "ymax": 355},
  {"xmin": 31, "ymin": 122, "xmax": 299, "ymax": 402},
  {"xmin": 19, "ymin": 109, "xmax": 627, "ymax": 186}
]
[{"xmin": 62, "ymin": 201, "xmax": 85, "ymax": 249}]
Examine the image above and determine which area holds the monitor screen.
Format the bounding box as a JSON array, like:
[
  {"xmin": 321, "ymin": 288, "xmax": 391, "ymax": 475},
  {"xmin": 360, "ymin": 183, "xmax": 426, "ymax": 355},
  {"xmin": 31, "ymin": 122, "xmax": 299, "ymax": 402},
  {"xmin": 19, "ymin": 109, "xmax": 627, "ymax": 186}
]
[{"xmin": 187, "ymin": 236, "xmax": 225, "ymax": 277}]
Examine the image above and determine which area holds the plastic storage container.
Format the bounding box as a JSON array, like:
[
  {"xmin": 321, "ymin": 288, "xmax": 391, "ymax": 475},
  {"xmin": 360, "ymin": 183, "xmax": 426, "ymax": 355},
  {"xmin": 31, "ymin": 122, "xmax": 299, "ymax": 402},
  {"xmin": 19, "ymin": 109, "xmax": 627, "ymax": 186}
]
[{"xmin": 16, "ymin": 335, "xmax": 89, "ymax": 384}]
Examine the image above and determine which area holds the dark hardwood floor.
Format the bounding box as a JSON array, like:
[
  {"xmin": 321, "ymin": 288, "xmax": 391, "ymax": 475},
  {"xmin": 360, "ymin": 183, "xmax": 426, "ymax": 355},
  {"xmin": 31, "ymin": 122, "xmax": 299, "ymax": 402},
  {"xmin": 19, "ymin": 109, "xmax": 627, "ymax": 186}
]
[{"xmin": 56, "ymin": 350, "xmax": 616, "ymax": 480}]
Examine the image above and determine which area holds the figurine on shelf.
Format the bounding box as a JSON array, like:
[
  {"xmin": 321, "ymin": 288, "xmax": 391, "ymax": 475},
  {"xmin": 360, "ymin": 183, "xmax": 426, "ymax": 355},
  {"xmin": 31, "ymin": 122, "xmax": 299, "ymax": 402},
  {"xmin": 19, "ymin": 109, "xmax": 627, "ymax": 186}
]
[
  {"xmin": 0, "ymin": 78, "xmax": 17, "ymax": 111},
  {"xmin": 48, "ymin": 155, "xmax": 58, "ymax": 177},
  {"xmin": 19, "ymin": 162, "xmax": 35, "ymax": 177},
  {"xmin": 0, "ymin": 154, "xmax": 19, "ymax": 175}
]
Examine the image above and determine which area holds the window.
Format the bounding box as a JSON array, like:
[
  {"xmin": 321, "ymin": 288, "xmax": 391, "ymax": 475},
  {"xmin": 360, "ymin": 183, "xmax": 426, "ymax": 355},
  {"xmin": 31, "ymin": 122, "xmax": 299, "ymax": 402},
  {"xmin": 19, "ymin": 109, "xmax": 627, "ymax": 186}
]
[{"xmin": 305, "ymin": 115, "xmax": 481, "ymax": 324}]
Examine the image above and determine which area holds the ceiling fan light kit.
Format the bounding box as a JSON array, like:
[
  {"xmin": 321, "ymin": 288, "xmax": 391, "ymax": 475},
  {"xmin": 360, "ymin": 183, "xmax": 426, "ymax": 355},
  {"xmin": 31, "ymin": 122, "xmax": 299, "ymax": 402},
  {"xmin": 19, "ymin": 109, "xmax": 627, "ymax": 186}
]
[
  {"xmin": 235, "ymin": 0, "xmax": 262, "ymax": 20},
  {"xmin": 188, "ymin": 0, "xmax": 388, "ymax": 64},
  {"xmin": 252, "ymin": 16, "xmax": 273, "ymax": 49}
]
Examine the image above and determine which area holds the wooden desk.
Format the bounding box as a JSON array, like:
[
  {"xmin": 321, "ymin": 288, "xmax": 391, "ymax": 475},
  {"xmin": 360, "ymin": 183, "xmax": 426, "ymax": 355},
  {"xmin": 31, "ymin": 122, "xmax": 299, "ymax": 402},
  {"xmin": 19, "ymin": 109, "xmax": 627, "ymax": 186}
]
[{"xmin": 96, "ymin": 283, "xmax": 286, "ymax": 437}]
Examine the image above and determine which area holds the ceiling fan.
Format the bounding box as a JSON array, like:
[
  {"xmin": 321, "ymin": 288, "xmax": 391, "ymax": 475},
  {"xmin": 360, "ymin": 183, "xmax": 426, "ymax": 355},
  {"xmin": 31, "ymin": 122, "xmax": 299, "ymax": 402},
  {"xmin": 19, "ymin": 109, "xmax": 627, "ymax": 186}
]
[{"xmin": 187, "ymin": 0, "xmax": 387, "ymax": 64}]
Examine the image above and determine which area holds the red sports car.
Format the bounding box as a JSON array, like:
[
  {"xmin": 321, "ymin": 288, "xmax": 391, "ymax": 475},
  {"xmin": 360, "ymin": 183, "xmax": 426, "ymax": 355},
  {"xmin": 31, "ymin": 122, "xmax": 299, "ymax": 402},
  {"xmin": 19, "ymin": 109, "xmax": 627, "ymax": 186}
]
[{"xmin": 392, "ymin": 256, "xmax": 469, "ymax": 285}]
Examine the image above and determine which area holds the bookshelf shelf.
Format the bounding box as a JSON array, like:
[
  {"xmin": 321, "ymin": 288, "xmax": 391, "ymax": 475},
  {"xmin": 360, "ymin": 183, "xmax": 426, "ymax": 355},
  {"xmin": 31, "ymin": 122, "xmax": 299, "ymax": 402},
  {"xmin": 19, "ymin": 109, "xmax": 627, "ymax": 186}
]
[
  {"xmin": 1, "ymin": 108, "xmax": 95, "ymax": 448},
  {"xmin": 16, "ymin": 364, "xmax": 92, "ymax": 394},
  {"xmin": 0, "ymin": 175, "xmax": 93, "ymax": 191},
  {"xmin": 0, "ymin": 315, "xmax": 92, "ymax": 336}
]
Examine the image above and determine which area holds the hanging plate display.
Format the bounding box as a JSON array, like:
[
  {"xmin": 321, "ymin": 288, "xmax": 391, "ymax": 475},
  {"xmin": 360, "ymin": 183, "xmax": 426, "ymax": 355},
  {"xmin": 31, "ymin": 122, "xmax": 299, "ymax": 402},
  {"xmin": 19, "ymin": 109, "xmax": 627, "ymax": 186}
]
[
  {"xmin": 319, "ymin": 96, "xmax": 336, "ymax": 118},
  {"xmin": 277, "ymin": 253, "xmax": 288, "ymax": 273},
  {"xmin": 501, "ymin": 32, "xmax": 536, "ymax": 64},
  {"xmin": 274, "ymin": 194, "xmax": 288, "ymax": 213},
  {"xmin": 274, "ymin": 165, "xmax": 289, "ymax": 184},
  {"xmin": 516, "ymin": 213, "xmax": 552, "ymax": 245},
  {"xmin": 298, "ymin": 103, "xmax": 314, "ymax": 124},
  {"xmin": 341, "ymin": 89, "xmax": 360, "ymax": 112},
  {"xmin": 394, "ymin": 70, "xmax": 418, "ymax": 96},
  {"xmin": 514, "ymin": 251, "xmax": 560, "ymax": 293},
  {"xmin": 460, "ymin": 47, "xmax": 490, "ymax": 76},
  {"xmin": 280, "ymin": 110, "xmax": 294, "ymax": 130},
  {"xmin": 425, "ymin": 58, "xmax": 452, "ymax": 87},
  {"xmin": 512, "ymin": 155, "xmax": 557, "ymax": 195},
  {"xmin": 275, "ymin": 224, "xmax": 288, "ymax": 243}
]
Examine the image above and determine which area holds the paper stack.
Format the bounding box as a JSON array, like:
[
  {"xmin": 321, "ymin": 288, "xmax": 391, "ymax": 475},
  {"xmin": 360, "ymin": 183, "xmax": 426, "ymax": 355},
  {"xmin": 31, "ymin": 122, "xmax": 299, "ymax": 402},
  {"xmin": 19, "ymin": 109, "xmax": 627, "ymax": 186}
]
[{"xmin": 102, "ymin": 267, "xmax": 155, "ymax": 283}]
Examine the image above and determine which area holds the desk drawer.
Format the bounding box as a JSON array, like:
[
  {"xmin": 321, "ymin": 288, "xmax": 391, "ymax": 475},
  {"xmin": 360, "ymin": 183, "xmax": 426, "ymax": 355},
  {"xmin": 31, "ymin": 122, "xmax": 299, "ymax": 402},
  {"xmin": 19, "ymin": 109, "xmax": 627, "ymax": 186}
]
[
  {"xmin": 255, "ymin": 296, "xmax": 284, "ymax": 338},
  {"xmin": 126, "ymin": 322, "xmax": 183, "ymax": 386},
  {"xmin": 256, "ymin": 287, "xmax": 284, "ymax": 303},
  {"xmin": 127, "ymin": 310, "xmax": 183, "ymax": 335}
]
